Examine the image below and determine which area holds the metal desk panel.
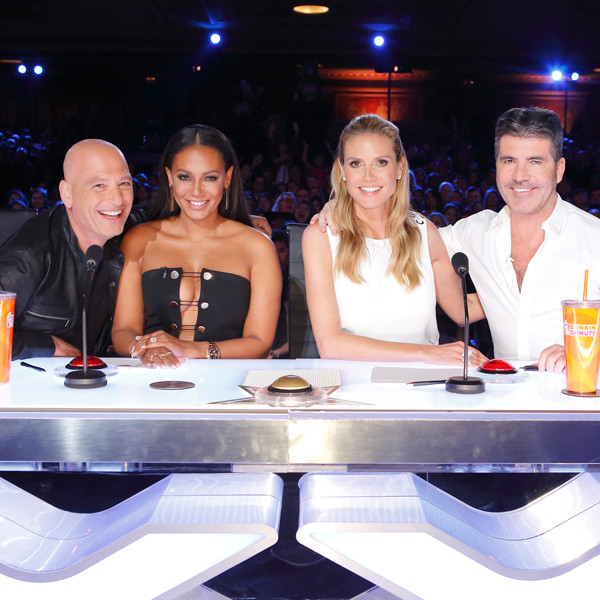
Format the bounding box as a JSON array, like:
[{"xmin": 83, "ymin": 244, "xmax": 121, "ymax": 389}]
[{"xmin": 2, "ymin": 358, "xmax": 600, "ymax": 470}]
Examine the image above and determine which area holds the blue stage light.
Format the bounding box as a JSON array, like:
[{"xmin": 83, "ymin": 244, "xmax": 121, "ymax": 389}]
[
  {"xmin": 373, "ymin": 35, "xmax": 385, "ymax": 47},
  {"xmin": 210, "ymin": 33, "xmax": 221, "ymax": 45},
  {"xmin": 571, "ymin": 72, "xmax": 580, "ymax": 81},
  {"xmin": 33, "ymin": 65, "xmax": 43, "ymax": 75},
  {"xmin": 17, "ymin": 64, "xmax": 27, "ymax": 74},
  {"xmin": 551, "ymin": 70, "xmax": 563, "ymax": 81}
]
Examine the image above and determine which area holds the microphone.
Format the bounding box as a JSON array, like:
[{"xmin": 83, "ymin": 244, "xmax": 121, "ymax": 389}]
[
  {"xmin": 64, "ymin": 245, "xmax": 107, "ymax": 389},
  {"xmin": 82, "ymin": 244, "xmax": 104, "ymax": 302},
  {"xmin": 86, "ymin": 244, "xmax": 103, "ymax": 272},
  {"xmin": 451, "ymin": 252, "xmax": 469, "ymax": 277},
  {"xmin": 445, "ymin": 252, "xmax": 485, "ymax": 394}
]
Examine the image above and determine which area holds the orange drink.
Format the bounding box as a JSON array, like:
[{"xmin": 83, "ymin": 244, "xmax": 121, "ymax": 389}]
[
  {"xmin": 0, "ymin": 292, "xmax": 16, "ymax": 384},
  {"xmin": 562, "ymin": 299, "xmax": 600, "ymax": 394}
]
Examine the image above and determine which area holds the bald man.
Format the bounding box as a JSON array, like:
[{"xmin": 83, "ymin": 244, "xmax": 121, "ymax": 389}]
[{"xmin": 0, "ymin": 139, "xmax": 135, "ymax": 359}]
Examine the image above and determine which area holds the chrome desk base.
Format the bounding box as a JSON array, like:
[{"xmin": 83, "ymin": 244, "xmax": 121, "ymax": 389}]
[
  {"xmin": 297, "ymin": 472, "xmax": 600, "ymax": 600},
  {"xmin": 0, "ymin": 473, "xmax": 282, "ymax": 599}
]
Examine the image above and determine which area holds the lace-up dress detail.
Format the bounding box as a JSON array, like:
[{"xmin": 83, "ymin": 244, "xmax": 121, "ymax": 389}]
[{"xmin": 141, "ymin": 267, "xmax": 250, "ymax": 342}]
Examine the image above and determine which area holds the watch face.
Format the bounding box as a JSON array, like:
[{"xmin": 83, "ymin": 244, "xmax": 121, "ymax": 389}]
[
  {"xmin": 206, "ymin": 342, "xmax": 221, "ymax": 359},
  {"xmin": 149, "ymin": 380, "xmax": 195, "ymax": 390}
]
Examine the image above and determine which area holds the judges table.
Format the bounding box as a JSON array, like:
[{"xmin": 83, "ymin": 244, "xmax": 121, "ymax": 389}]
[
  {"xmin": 1, "ymin": 357, "xmax": 599, "ymax": 471},
  {"xmin": 2, "ymin": 357, "xmax": 600, "ymax": 600}
]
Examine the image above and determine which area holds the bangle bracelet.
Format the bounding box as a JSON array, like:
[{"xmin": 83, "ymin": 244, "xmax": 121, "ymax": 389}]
[{"xmin": 206, "ymin": 341, "xmax": 221, "ymax": 359}]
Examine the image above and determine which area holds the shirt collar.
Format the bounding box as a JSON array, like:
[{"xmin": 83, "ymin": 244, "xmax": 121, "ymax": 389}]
[
  {"xmin": 541, "ymin": 194, "xmax": 566, "ymax": 234},
  {"xmin": 499, "ymin": 193, "xmax": 565, "ymax": 234},
  {"xmin": 490, "ymin": 205, "xmax": 510, "ymax": 231}
]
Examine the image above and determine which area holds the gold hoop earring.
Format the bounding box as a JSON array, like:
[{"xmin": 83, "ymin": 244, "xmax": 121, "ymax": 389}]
[{"xmin": 225, "ymin": 185, "xmax": 230, "ymax": 211}]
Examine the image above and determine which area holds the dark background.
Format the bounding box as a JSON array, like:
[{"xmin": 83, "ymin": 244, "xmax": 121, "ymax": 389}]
[{"xmin": 2, "ymin": 0, "xmax": 600, "ymax": 158}]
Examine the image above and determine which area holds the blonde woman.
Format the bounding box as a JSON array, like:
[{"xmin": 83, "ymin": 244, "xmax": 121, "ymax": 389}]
[{"xmin": 302, "ymin": 114, "xmax": 486, "ymax": 364}]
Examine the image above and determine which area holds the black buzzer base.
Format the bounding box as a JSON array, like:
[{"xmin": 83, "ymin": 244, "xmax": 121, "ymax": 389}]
[
  {"xmin": 445, "ymin": 376, "xmax": 485, "ymax": 394},
  {"xmin": 64, "ymin": 369, "xmax": 107, "ymax": 389}
]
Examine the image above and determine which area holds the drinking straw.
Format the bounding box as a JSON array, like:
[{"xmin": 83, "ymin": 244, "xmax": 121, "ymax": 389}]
[{"xmin": 583, "ymin": 269, "xmax": 589, "ymax": 301}]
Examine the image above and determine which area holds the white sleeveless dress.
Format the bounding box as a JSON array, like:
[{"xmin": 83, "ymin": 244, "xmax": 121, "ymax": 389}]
[{"xmin": 327, "ymin": 216, "xmax": 439, "ymax": 345}]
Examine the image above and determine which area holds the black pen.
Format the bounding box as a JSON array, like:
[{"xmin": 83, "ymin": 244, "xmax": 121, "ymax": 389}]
[
  {"xmin": 521, "ymin": 364, "xmax": 539, "ymax": 371},
  {"xmin": 406, "ymin": 379, "xmax": 447, "ymax": 386},
  {"xmin": 20, "ymin": 361, "xmax": 46, "ymax": 373}
]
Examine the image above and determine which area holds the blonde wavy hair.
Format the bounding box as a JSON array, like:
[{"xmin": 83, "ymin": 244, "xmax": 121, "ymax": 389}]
[{"xmin": 330, "ymin": 114, "xmax": 422, "ymax": 289}]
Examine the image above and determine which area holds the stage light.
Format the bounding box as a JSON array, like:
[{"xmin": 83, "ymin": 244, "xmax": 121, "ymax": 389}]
[
  {"xmin": 33, "ymin": 65, "xmax": 43, "ymax": 75},
  {"xmin": 17, "ymin": 64, "xmax": 27, "ymax": 74},
  {"xmin": 293, "ymin": 5, "xmax": 329, "ymax": 13},
  {"xmin": 571, "ymin": 72, "xmax": 580, "ymax": 81},
  {"xmin": 210, "ymin": 33, "xmax": 221, "ymax": 45},
  {"xmin": 373, "ymin": 35, "xmax": 385, "ymax": 47},
  {"xmin": 551, "ymin": 69, "xmax": 563, "ymax": 81}
]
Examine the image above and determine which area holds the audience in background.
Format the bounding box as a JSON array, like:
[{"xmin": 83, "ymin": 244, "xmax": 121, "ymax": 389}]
[
  {"xmin": 30, "ymin": 187, "xmax": 49, "ymax": 213},
  {"xmin": 4, "ymin": 114, "xmax": 600, "ymax": 231},
  {"xmin": 7, "ymin": 189, "xmax": 29, "ymax": 210}
]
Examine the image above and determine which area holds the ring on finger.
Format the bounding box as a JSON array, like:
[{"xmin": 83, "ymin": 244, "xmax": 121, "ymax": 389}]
[{"xmin": 150, "ymin": 336, "xmax": 158, "ymax": 343}]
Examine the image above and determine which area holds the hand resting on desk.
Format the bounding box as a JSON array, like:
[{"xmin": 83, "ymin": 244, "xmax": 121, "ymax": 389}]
[{"xmin": 538, "ymin": 344, "xmax": 566, "ymax": 373}]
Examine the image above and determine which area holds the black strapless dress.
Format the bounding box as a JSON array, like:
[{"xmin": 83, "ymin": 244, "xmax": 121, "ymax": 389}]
[{"xmin": 141, "ymin": 267, "xmax": 251, "ymax": 342}]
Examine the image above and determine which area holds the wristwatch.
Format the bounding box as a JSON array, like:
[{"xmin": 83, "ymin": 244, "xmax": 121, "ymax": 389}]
[{"xmin": 206, "ymin": 341, "xmax": 221, "ymax": 359}]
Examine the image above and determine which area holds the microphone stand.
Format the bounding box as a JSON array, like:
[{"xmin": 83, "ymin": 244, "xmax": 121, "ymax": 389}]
[
  {"xmin": 445, "ymin": 255, "xmax": 485, "ymax": 395},
  {"xmin": 64, "ymin": 248, "xmax": 107, "ymax": 389}
]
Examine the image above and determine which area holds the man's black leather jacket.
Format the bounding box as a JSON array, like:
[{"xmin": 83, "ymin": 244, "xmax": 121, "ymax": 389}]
[{"xmin": 0, "ymin": 206, "xmax": 124, "ymax": 359}]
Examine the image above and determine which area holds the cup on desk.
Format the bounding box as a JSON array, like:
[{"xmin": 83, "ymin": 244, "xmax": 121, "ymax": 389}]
[
  {"xmin": 0, "ymin": 292, "xmax": 16, "ymax": 384},
  {"xmin": 562, "ymin": 299, "xmax": 600, "ymax": 395}
]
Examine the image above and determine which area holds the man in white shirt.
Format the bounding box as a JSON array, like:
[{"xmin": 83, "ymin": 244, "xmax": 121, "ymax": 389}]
[
  {"xmin": 433, "ymin": 109, "xmax": 589, "ymax": 506},
  {"xmin": 439, "ymin": 107, "xmax": 600, "ymax": 371}
]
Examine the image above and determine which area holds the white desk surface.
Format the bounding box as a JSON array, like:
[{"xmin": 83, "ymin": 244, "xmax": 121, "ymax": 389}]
[
  {"xmin": 1, "ymin": 357, "xmax": 595, "ymax": 416},
  {"xmin": 1, "ymin": 358, "xmax": 598, "ymax": 468}
]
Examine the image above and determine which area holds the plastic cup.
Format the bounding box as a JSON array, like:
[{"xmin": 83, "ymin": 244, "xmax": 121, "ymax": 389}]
[
  {"xmin": 0, "ymin": 292, "xmax": 16, "ymax": 384},
  {"xmin": 562, "ymin": 299, "xmax": 600, "ymax": 395}
]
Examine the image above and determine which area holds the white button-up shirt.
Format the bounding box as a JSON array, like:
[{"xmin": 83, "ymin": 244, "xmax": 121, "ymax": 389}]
[{"xmin": 439, "ymin": 197, "xmax": 600, "ymax": 360}]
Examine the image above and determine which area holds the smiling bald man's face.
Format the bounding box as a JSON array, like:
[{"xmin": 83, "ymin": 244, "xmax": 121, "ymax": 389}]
[{"xmin": 59, "ymin": 139, "xmax": 133, "ymax": 251}]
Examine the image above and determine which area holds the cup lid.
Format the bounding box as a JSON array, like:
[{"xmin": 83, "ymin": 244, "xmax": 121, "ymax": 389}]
[{"xmin": 562, "ymin": 299, "xmax": 600, "ymax": 308}]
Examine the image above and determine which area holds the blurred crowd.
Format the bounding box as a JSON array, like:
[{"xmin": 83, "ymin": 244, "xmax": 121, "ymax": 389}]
[{"xmin": 4, "ymin": 120, "xmax": 600, "ymax": 226}]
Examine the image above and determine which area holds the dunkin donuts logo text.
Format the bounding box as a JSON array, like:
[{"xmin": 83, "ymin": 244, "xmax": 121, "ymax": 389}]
[
  {"xmin": 564, "ymin": 321, "xmax": 597, "ymax": 337},
  {"xmin": 6, "ymin": 312, "xmax": 13, "ymax": 329}
]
